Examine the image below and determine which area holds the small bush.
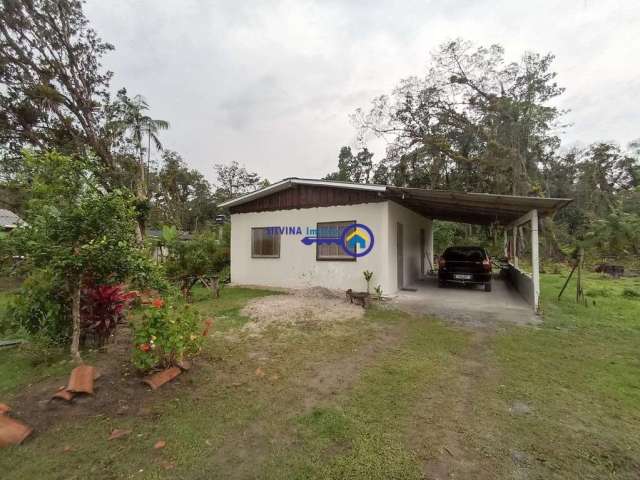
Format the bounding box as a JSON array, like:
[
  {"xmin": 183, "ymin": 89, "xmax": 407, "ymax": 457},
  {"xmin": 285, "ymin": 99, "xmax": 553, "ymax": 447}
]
[
  {"xmin": 374, "ymin": 285, "xmax": 383, "ymax": 300},
  {"xmin": 163, "ymin": 230, "xmax": 230, "ymax": 298},
  {"xmin": 218, "ymin": 265, "xmax": 231, "ymax": 284},
  {"xmin": 621, "ymin": 288, "xmax": 640, "ymax": 300},
  {"xmin": 586, "ymin": 287, "xmax": 612, "ymax": 298},
  {"xmin": 81, "ymin": 282, "xmax": 136, "ymax": 346},
  {"xmin": 131, "ymin": 298, "xmax": 204, "ymax": 371},
  {"xmin": 9, "ymin": 271, "xmax": 71, "ymax": 343}
]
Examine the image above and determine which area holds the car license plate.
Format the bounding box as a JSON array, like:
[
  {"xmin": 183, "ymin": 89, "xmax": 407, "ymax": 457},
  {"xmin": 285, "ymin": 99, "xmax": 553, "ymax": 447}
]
[{"xmin": 454, "ymin": 274, "xmax": 472, "ymax": 280}]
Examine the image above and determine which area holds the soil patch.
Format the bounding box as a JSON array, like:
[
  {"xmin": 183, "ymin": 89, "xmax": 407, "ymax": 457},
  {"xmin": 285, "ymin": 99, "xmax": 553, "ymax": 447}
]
[
  {"xmin": 410, "ymin": 327, "xmax": 506, "ymax": 479},
  {"xmin": 299, "ymin": 324, "xmax": 407, "ymax": 410},
  {"xmin": 241, "ymin": 287, "xmax": 365, "ymax": 334},
  {"xmin": 6, "ymin": 323, "xmax": 181, "ymax": 435}
]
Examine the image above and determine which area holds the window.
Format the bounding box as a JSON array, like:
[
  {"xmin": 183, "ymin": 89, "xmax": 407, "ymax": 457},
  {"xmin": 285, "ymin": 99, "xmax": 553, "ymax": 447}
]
[
  {"xmin": 316, "ymin": 220, "xmax": 356, "ymax": 261},
  {"xmin": 252, "ymin": 227, "xmax": 280, "ymax": 258}
]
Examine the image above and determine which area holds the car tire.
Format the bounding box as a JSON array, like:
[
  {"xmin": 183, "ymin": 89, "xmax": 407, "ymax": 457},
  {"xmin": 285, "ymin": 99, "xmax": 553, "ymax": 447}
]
[{"xmin": 484, "ymin": 283, "xmax": 492, "ymax": 292}]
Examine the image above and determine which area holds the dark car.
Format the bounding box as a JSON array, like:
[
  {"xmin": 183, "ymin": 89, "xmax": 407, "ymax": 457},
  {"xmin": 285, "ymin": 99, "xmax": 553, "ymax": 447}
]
[{"xmin": 438, "ymin": 246, "xmax": 492, "ymax": 292}]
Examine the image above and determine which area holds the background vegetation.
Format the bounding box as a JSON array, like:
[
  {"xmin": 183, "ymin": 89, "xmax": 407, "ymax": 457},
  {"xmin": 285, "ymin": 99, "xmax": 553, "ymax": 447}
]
[{"xmin": 324, "ymin": 40, "xmax": 639, "ymax": 265}]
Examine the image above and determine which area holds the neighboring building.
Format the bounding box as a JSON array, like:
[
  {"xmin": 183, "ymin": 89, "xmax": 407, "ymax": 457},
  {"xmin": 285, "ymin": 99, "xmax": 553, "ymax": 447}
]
[
  {"xmin": 0, "ymin": 209, "xmax": 23, "ymax": 231},
  {"xmin": 220, "ymin": 178, "xmax": 570, "ymax": 306},
  {"xmin": 146, "ymin": 228, "xmax": 194, "ymax": 262}
]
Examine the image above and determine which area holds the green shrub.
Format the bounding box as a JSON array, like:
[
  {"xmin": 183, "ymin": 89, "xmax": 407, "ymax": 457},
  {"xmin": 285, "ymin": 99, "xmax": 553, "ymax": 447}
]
[
  {"xmin": 621, "ymin": 288, "xmax": 640, "ymax": 299},
  {"xmin": 586, "ymin": 287, "xmax": 613, "ymax": 298},
  {"xmin": 9, "ymin": 271, "xmax": 71, "ymax": 344},
  {"xmin": 218, "ymin": 265, "xmax": 231, "ymax": 284},
  {"xmin": 163, "ymin": 230, "xmax": 230, "ymax": 297},
  {"xmin": 131, "ymin": 297, "xmax": 204, "ymax": 371}
]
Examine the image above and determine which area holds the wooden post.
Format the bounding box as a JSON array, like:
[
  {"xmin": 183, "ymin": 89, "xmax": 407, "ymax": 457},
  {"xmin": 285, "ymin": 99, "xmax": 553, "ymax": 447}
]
[
  {"xmin": 576, "ymin": 247, "xmax": 585, "ymax": 304},
  {"xmin": 530, "ymin": 209, "xmax": 540, "ymax": 313},
  {"xmin": 558, "ymin": 263, "xmax": 577, "ymax": 300}
]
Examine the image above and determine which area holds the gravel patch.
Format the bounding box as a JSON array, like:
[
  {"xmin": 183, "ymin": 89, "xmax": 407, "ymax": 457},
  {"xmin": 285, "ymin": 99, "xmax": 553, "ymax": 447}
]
[{"xmin": 241, "ymin": 287, "xmax": 365, "ymax": 334}]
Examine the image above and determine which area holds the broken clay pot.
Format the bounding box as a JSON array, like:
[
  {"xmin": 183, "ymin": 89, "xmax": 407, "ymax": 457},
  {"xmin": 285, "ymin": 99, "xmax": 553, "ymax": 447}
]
[
  {"xmin": 67, "ymin": 365, "xmax": 96, "ymax": 395},
  {"xmin": 0, "ymin": 416, "xmax": 33, "ymax": 447},
  {"xmin": 51, "ymin": 387, "xmax": 76, "ymax": 402},
  {"xmin": 108, "ymin": 429, "xmax": 132, "ymax": 440},
  {"xmin": 176, "ymin": 359, "xmax": 192, "ymax": 371},
  {"xmin": 143, "ymin": 367, "xmax": 181, "ymax": 390}
]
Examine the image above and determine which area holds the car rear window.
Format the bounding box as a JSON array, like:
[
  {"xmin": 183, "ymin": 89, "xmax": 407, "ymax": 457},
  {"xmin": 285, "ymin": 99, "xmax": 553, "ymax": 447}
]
[{"xmin": 444, "ymin": 247, "xmax": 486, "ymax": 262}]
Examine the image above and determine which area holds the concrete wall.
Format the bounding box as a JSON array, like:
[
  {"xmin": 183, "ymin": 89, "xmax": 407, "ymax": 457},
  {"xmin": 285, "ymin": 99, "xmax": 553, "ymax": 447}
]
[
  {"xmin": 230, "ymin": 202, "xmax": 391, "ymax": 292},
  {"xmin": 507, "ymin": 264, "xmax": 535, "ymax": 306},
  {"xmin": 386, "ymin": 201, "xmax": 433, "ymax": 290},
  {"xmin": 229, "ymin": 200, "xmax": 432, "ymax": 294}
]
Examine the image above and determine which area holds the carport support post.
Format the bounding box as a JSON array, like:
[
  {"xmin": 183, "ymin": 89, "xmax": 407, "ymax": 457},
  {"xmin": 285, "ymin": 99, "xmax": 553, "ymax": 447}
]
[
  {"xmin": 426, "ymin": 220, "xmax": 434, "ymax": 273},
  {"xmin": 530, "ymin": 209, "xmax": 540, "ymax": 313},
  {"xmin": 507, "ymin": 209, "xmax": 541, "ymax": 314},
  {"xmin": 512, "ymin": 225, "xmax": 518, "ymax": 268}
]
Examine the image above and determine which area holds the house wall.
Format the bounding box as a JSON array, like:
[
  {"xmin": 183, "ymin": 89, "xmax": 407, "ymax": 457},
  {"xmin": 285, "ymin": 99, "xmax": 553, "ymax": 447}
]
[
  {"xmin": 385, "ymin": 201, "xmax": 433, "ymax": 291},
  {"xmin": 230, "ymin": 202, "xmax": 394, "ymax": 292}
]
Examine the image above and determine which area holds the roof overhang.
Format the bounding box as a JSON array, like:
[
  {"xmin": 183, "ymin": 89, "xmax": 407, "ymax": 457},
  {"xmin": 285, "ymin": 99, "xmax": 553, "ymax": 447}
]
[
  {"xmin": 219, "ymin": 178, "xmax": 572, "ymax": 225},
  {"xmin": 218, "ymin": 177, "xmax": 386, "ymax": 208},
  {"xmin": 386, "ymin": 187, "xmax": 572, "ymax": 225}
]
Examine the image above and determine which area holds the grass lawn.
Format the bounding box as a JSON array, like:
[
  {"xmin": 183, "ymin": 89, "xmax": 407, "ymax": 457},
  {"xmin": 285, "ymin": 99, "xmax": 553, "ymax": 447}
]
[{"xmin": 1, "ymin": 273, "xmax": 639, "ymax": 479}]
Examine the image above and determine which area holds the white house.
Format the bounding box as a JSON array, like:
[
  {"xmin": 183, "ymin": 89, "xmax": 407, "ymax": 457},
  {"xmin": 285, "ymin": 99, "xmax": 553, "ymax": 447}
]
[{"xmin": 220, "ymin": 178, "xmax": 571, "ymax": 308}]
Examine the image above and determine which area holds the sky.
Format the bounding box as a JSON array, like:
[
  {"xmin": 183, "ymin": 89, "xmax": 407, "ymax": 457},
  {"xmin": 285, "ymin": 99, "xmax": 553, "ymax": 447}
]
[{"xmin": 84, "ymin": 0, "xmax": 640, "ymax": 185}]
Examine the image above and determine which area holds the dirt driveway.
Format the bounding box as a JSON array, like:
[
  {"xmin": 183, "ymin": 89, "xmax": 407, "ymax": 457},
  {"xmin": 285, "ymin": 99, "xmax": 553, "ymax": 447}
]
[{"xmin": 390, "ymin": 275, "xmax": 539, "ymax": 327}]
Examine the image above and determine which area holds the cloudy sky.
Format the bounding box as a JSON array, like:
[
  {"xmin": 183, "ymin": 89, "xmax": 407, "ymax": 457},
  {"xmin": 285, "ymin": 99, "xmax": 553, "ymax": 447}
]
[{"xmin": 85, "ymin": 0, "xmax": 639, "ymax": 185}]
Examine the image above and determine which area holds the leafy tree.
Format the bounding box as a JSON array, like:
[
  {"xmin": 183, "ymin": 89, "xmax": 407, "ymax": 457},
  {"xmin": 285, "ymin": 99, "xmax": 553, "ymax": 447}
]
[
  {"xmin": 574, "ymin": 143, "xmax": 636, "ymax": 217},
  {"xmin": 163, "ymin": 230, "xmax": 230, "ymax": 299},
  {"xmin": 109, "ymin": 89, "xmax": 169, "ymax": 239},
  {"xmin": 214, "ymin": 161, "xmax": 264, "ymax": 202},
  {"xmin": 149, "ymin": 150, "xmax": 216, "ymax": 231},
  {"xmin": 353, "ymin": 39, "xmax": 564, "ymax": 195},
  {"xmin": 586, "ymin": 207, "xmax": 640, "ymax": 256},
  {"xmin": 324, "ymin": 146, "xmax": 374, "ymax": 183},
  {"xmin": 3, "ymin": 151, "xmax": 156, "ymax": 358},
  {"xmin": 0, "ymin": 0, "xmax": 172, "ymax": 227},
  {"xmin": 0, "ymin": 0, "xmax": 116, "ymax": 178}
]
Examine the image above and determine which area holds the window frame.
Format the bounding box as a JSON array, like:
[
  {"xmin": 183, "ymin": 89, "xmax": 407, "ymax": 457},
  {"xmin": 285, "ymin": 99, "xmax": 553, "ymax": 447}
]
[
  {"xmin": 315, "ymin": 220, "xmax": 357, "ymax": 262},
  {"xmin": 251, "ymin": 227, "xmax": 281, "ymax": 259}
]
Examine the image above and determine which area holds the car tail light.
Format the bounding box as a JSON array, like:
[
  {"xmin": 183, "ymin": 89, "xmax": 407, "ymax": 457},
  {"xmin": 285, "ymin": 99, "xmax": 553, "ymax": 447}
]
[
  {"xmin": 438, "ymin": 257, "xmax": 446, "ymax": 269},
  {"xmin": 482, "ymin": 258, "xmax": 492, "ymax": 271}
]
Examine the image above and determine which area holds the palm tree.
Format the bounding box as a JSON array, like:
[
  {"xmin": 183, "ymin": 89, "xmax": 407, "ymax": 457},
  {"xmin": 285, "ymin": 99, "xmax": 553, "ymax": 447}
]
[{"xmin": 111, "ymin": 92, "xmax": 169, "ymax": 240}]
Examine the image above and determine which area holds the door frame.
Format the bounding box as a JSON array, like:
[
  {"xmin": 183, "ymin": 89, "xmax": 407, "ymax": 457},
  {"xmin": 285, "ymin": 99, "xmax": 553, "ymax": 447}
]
[{"xmin": 397, "ymin": 222, "xmax": 404, "ymax": 289}]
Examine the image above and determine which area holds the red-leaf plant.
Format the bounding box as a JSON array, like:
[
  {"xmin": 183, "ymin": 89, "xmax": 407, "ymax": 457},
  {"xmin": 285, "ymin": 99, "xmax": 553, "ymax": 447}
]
[{"xmin": 81, "ymin": 282, "xmax": 136, "ymax": 346}]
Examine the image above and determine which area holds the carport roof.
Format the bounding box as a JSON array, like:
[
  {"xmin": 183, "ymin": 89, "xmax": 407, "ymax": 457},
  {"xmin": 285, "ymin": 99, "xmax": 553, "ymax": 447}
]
[
  {"xmin": 384, "ymin": 186, "xmax": 572, "ymax": 225},
  {"xmin": 219, "ymin": 178, "xmax": 572, "ymax": 225}
]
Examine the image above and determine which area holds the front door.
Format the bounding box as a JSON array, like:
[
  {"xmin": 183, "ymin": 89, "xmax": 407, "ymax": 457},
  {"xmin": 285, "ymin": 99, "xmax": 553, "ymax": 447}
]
[{"xmin": 397, "ymin": 222, "xmax": 404, "ymax": 289}]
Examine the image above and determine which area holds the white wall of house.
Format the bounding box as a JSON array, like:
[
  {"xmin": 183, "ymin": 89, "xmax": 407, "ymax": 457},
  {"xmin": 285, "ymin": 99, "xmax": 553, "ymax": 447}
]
[
  {"xmin": 229, "ymin": 200, "xmax": 432, "ymax": 294},
  {"xmin": 385, "ymin": 201, "xmax": 433, "ymax": 291},
  {"xmin": 230, "ymin": 202, "xmax": 390, "ymax": 292}
]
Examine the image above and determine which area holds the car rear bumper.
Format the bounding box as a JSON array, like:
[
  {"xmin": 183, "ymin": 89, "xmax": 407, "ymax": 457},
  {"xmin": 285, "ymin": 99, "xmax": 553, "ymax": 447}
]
[{"xmin": 438, "ymin": 271, "xmax": 491, "ymax": 284}]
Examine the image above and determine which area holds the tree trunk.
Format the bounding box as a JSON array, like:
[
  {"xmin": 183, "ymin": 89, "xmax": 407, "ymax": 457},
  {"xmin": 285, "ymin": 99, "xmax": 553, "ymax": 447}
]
[
  {"xmin": 135, "ymin": 151, "xmax": 146, "ymax": 244},
  {"xmin": 70, "ymin": 277, "xmax": 82, "ymax": 361}
]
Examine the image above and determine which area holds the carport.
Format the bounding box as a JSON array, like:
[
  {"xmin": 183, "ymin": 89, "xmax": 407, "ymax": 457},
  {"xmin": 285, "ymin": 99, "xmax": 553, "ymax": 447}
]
[{"xmin": 385, "ymin": 187, "xmax": 572, "ymax": 312}]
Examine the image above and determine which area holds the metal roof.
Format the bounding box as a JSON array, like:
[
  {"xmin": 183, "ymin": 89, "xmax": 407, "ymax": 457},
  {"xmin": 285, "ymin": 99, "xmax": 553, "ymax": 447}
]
[
  {"xmin": 220, "ymin": 178, "xmax": 572, "ymax": 225},
  {"xmin": 218, "ymin": 178, "xmax": 386, "ymax": 208},
  {"xmin": 385, "ymin": 187, "xmax": 572, "ymax": 225}
]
